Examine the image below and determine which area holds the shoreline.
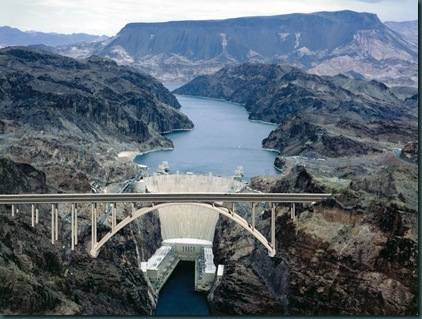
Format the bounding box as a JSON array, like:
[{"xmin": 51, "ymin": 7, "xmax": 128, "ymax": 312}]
[
  {"xmin": 117, "ymin": 147, "xmax": 175, "ymax": 161},
  {"xmin": 249, "ymin": 119, "xmax": 278, "ymax": 126},
  {"xmin": 175, "ymin": 93, "xmax": 279, "ymax": 127},
  {"xmin": 262, "ymin": 147, "xmax": 280, "ymax": 154},
  {"xmin": 174, "ymin": 93, "xmax": 246, "ymax": 107},
  {"xmin": 117, "ymin": 126, "xmax": 193, "ymax": 160},
  {"xmin": 161, "ymin": 127, "xmax": 194, "ymax": 134}
]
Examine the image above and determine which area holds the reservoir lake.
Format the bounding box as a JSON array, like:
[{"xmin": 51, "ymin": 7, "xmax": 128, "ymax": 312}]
[
  {"xmin": 135, "ymin": 86, "xmax": 280, "ymax": 315},
  {"xmin": 134, "ymin": 91, "xmax": 280, "ymax": 181}
]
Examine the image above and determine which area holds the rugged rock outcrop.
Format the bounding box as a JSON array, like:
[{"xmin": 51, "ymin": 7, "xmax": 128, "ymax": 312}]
[
  {"xmin": 209, "ymin": 156, "xmax": 418, "ymax": 315},
  {"xmin": 0, "ymin": 47, "xmax": 193, "ymax": 191},
  {"xmin": 262, "ymin": 118, "xmax": 418, "ymax": 159},
  {"xmin": 400, "ymin": 141, "xmax": 418, "ymax": 164},
  {"xmin": 173, "ymin": 61, "xmax": 418, "ymax": 315},
  {"xmin": 175, "ymin": 63, "xmax": 417, "ymax": 159},
  {"xmin": 0, "ymin": 207, "xmax": 162, "ymax": 315},
  {"xmin": 0, "ymin": 158, "xmax": 162, "ymax": 315},
  {"xmin": 0, "ymin": 157, "xmax": 48, "ymax": 194},
  {"xmin": 0, "ymin": 47, "xmax": 181, "ymax": 312},
  {"xmin": 54, "ymin": 11, "xmax": 417, "ymax": 86},
  {"xmin": 174, "ymin": 63, "xmax": 416, "ymax": 123}
]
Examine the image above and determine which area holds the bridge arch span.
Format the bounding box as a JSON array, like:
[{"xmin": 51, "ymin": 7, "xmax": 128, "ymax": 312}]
[{"xmin": 90, "ymin": 202, "xmax": 275, "ymax": 258}]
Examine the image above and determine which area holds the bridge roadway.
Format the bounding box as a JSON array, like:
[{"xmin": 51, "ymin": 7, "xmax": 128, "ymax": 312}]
[
  {"xmin": 0, "ymin": 192, "xmax": 331, "ymax": 257},
  {"xmin": 0, "ymin": 192, "xmax": 330, "ymax": 204}
]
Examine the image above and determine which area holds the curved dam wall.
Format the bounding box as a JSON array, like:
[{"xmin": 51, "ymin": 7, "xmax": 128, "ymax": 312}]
[{"xmin": 136, "ymin": 173, "xmax": 245, "ymax": 241}]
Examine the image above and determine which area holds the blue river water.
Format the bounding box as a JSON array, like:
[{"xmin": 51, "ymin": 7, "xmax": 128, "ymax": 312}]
[
  {"xmin": 136, "ymin": 86, "xmax": 280, "ymax": 315},
  {"xmin": 134, "ymin": 90, "xmax": 279, "ymax": 182},
  {"xmin": 155, "ymin": 261, "xmax": 209, "ymax": 315}
]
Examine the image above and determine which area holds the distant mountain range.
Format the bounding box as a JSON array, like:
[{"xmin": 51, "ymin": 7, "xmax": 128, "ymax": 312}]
[
  {"xmin": 0, "ymin": 12, "xmax": 417, "ymax": 87},
  {"xmin": 0, "ymin": 26, "xmax": 108, "ymax": 47},
  {"xmin": 45, "ymin": 10, "xmax": 416, "ymax": 86}
]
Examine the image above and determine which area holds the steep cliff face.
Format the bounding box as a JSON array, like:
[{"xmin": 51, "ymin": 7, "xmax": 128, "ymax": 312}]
[
  {"xmin": 0, "ymin": 208, "xmax": 162, "ymax": 315},
  {"xmin": 0, "ymin": 47, "xmax": 175, "ymax": 312},
  {"xmin": 0, "ymin": 158, "xmax": 162, "ymax": 315},
  {"xmin": 209, "ymin": 159, "xmax": 418, "ymax": 315},
  {"xmin": 0, "ymin": 157, "xmax": 48, "ymax": 194},
  {"xmin": 0, "ymin": 47, "xmax": 189, "ymax": 139},
  {"xmin": 0, "ymin": 47, "xmax": 193, "ymax": 191}
]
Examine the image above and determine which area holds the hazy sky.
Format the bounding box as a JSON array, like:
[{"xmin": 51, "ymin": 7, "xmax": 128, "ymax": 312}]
[{"xmin": 0, "ymin": 0, "xmax": 419, "ymax": 36}]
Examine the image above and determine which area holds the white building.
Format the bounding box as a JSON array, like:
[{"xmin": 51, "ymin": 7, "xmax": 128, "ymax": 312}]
[{"xmin": 196, "ymin": 247, "xmax": 217, "ymax": 291}]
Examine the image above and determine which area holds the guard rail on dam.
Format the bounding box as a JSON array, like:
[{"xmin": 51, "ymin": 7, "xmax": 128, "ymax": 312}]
[{"xmin": 0, "ymin": 173, "xmax": 331, "ymax": 293}]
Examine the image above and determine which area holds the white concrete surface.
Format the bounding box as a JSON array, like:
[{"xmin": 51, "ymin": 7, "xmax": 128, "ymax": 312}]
[{"xmin": 140, "ymin": 174, "xmax": 245, "ymax": 241}]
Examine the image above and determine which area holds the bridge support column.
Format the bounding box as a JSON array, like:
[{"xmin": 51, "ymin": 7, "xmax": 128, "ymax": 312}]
[
  {"xmin": 271, "ymin": 202, "xmax": 275, "ymax": 252},
  {"xmin": 36, "ymin": 206, "xmax": 39, "ymax": 224},
  {"xmin": 55, "ymin": 204, "xmax": 58, "ymax": 241},
  {"xmin": 75, "ymin": 206, "xmax": 78, "ymax": 244},
  {"xmin": 71, "ymin": 203, "xmax": 78, "ymax": 250},
  {"xmin": 51, "ymin": 204, "xmax": 55, "ymax": 244},
  {"xmin": 291, "ymin": 203, "xmax": 296, "ymax": 220},
  {"xmin": 31, "ymin": 204, "xmax": 35, "ymax": 227},
  {"xmin": 112, "ymin": 203, "xmax": 116, "ymax": 232},
  {"xmin": 91, "ymin": 203, "xmax": 97, "ymax": 254},
  {"xmin": 11, "ymin": 204, "xmax": 15, "ymax": 217},
  {"xmin": 71, "ymin": 203, "xmax": 75, "ymax": 250},
  {"xmin": 251, "ymin": 202, "xmax": 256, "ymax": 231}
]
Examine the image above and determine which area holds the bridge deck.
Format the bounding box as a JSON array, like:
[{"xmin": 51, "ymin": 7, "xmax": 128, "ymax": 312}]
[{"xmin": 0, "ymin": 192, "xmax": 331, "ymax": 204}]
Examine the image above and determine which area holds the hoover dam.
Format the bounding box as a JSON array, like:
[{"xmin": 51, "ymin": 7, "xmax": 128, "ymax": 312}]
[{"xmin": 135, "ymin": 172, "xmax": 246, "ymax": 293}]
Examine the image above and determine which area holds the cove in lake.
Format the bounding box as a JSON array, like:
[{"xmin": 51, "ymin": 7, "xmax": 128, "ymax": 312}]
[{"xmin": 134, "ymin": 92, "xmax": 280, "ymax": 182}]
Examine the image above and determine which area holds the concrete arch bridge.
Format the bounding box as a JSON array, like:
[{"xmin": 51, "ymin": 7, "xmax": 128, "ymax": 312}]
[
  {"xmin": 0, "ymin": 192, "xmax": 330, "ymax": 258},
  {"xmin": 0, "ymin": 173, "xmax": 330, "ymax": 292}
]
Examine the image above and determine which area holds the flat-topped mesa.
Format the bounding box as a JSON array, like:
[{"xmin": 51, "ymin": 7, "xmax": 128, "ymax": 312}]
[{"xmin": 90, "ymin": 10, "xmax": 417, "ymax": 86}]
